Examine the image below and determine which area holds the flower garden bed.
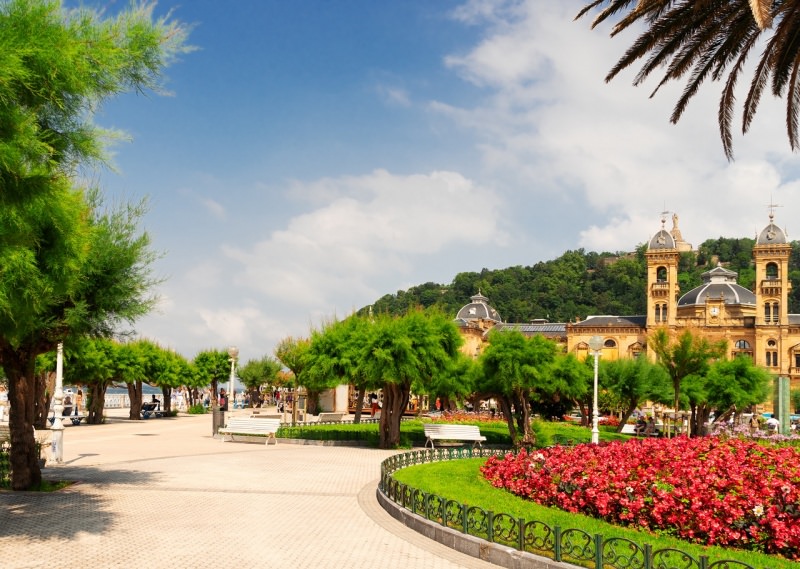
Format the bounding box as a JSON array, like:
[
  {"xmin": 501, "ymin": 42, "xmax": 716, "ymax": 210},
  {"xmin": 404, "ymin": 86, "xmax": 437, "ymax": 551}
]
[{"xmin": 481, "ymin": 436, "xmax": 800, "ymax": 559}]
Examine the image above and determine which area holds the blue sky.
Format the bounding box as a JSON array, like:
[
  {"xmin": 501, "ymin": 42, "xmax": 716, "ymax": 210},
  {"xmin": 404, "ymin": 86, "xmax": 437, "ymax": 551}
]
[{"xmin": 84, "ymin": 0, "xmax": 800, "ymax": 363}]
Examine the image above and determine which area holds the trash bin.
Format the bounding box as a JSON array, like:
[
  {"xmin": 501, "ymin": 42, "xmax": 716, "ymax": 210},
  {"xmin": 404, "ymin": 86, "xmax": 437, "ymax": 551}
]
[{"xmin": 212, "ymin": 408, "xmax": 225, "ymax": 436}]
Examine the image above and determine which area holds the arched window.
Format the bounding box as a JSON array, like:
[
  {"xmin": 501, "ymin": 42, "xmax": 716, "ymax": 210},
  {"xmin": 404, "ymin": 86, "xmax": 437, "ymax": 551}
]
[
  {"xmin": 603, "ymin": 339, "xmax": 616, "ymax": 348},
  {"xmin": 766, "ymin": 339, "xmax": 779, "ymax": 368},
  {"xmin": 766, "ymin": 262, "xmax": 779, "ymax": 280},
  {"xmin": 656, "ymin": 266, "xmax": 667, "ymax": 282},
  {"xmin": 733, "ymin": 339, "xmax": 753, "ymax": 359},
  {"xmin": 654, "ymin": 302, "xmax": 668, "ymax": 323},
  {"xmin": 765, "ymin": 302, "xmax": 780, "ymax": 323}
]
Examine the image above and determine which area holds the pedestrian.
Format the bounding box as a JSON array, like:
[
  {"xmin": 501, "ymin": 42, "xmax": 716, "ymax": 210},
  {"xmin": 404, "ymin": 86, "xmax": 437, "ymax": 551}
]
[
  {"xmin": 75, "ymin": 388, "xmax": 83, "ymax": 416},
  {"xmin": 219, "ymin": 389, "xmax": 228, "ymax": 412},
  {"xmin": 748, "ymin": 414, "xmax": 759, "ymax": 433},
  {"xmin": 369, "ymin": 392, "xmax": 378, "ymax": 417}
]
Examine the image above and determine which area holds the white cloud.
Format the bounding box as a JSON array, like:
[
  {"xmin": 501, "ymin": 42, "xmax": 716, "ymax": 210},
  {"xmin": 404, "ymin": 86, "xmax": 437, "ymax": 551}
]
[{"xmin": 226, "ymin": 169, "xmax": 508, "ymax": 308}]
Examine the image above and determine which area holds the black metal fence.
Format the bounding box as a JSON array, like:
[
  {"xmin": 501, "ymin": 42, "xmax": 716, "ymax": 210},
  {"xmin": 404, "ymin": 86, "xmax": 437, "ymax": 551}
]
[{"xmin": 379, "ymin": 448, "xmax": 757, "ymax": 569}]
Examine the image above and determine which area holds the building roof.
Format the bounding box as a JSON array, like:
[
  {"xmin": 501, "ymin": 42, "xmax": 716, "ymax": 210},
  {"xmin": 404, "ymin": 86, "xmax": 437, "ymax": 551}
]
[
  {"xmin": 570, "ymin": 315, "xmax": 647, "ymax": 327},
  {"xmin": 648, "ymin": 229, "xmax": 676, "ymax": 250},
  {"xmin": 455, "ymin": 291, "xmax": 502, "ymax": 323},
  {"xmin": 677, "ymin": 265, "xmax": 756, "ymax": 307},
  {"xmin": 493, "ymin": 322, "xmax": 566, "ymax": 337},
  {"xmin": 756, "ymin": 221, "xmax": 788, "ymax": 245}
]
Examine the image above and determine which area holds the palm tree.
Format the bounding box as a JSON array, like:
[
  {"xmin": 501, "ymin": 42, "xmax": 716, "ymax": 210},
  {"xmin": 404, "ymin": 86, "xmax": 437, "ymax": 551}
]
[{"xmin": 577, "ymin": 0, "xmax": 800, "ymax": 159}]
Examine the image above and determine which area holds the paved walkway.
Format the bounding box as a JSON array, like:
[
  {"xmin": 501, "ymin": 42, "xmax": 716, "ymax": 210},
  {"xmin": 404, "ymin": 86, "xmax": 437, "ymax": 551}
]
[{"xmin": 0, "ymin": 410, "xmax": 498, "ymax": 569}]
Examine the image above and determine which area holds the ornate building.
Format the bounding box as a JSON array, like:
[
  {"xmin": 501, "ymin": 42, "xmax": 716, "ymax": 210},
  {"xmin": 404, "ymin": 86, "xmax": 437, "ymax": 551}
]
[{"xmin": 455, "ymin": 212, "xmax": 798, "ymax": 393}]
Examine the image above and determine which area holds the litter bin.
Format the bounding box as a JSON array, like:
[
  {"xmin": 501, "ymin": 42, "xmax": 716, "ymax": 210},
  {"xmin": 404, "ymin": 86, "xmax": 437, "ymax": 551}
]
[{"xmin": 212, "ymin": 408, "xmax": 225, "ymax": 436}]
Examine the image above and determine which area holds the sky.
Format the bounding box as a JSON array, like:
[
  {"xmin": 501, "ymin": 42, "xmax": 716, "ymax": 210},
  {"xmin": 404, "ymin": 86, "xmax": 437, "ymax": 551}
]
[{"xmin": 81, "ymin": 0, "xmax": 800, "ymax": 363}]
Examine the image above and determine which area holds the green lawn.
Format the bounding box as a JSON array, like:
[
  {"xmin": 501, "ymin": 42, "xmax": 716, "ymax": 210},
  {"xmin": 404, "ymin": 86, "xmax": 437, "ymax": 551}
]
[{"xmin": 391, "ymin": 458, "xmax": 796, "ymax": 569}]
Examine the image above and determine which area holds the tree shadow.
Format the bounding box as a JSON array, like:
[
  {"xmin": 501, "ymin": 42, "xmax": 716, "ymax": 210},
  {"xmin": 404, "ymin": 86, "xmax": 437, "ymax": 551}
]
[{"xmin": 0, "ymin": 466, "xmax": 160, "ymax": 539}]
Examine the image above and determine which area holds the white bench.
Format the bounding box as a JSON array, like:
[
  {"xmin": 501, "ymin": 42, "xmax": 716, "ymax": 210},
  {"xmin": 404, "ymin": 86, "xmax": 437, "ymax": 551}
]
[
  {"xmin": 424, "ymin": 424, "xmax": 485, "ymax": 449},
  {"xmin": 219, "ymin": 418, "xmax": 280, "ymax": 445},
  {"xmin": 318, "ymin": 412, "xmax": 345, "ymax": 422}
]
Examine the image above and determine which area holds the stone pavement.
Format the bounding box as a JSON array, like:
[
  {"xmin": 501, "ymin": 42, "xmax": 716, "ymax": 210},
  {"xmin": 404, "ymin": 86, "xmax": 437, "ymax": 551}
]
[{"xmin": 0, "ymin": 409, "xmax": 499, "ymax": 569}]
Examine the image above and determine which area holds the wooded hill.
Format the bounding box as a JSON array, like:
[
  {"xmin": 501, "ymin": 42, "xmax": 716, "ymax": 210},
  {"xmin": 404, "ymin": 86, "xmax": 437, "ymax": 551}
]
[{"xmin": 365, "ymin": 238, "xmax": 800, "ymax": 323}]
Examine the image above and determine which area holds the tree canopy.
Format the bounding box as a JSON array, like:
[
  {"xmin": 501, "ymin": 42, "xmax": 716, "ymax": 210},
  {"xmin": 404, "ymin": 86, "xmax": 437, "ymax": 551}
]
[
  {"xmin": 0, "ymin": 0, "xmax": 190, "ymax": 490},
  {"xmin": 577, "ymin": 0, "xmax": 800, "ymax": 159}
]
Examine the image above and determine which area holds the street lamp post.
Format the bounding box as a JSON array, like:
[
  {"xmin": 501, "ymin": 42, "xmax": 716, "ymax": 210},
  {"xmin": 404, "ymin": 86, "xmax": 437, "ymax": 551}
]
[
  {"xmin": 50, "ymin": 342, "xmax": 65, "ymax": 463},
  {"xmin": 228, "ymin": 346, "xmax": 239, "ymax": 411},
  {"xmin": 588, "ymin": 335, "xmax": 604, "ymax": 445}
]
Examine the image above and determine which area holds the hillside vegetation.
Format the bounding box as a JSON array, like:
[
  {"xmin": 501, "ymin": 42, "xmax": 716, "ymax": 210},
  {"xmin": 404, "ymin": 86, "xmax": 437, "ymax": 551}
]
[{"xmin": 366, "ymin": 238, "xmax": 800, "ymax": 322}]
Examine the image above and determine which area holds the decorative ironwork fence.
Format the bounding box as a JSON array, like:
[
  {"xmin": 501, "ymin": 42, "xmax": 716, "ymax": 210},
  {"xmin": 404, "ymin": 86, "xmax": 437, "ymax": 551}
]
[{"xmin": 379, "ymin": 448, "xmax": 756, "ymax": 569}]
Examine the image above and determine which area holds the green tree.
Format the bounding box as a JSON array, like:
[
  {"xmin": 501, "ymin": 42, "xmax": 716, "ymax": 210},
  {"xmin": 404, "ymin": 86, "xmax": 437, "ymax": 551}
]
[
  {"xmin": 684, "ymin": 356, "xmax": 772, "ymax": 435},
  {"xmin": 480, "ymin": 329, "xmax": 557, "ymax": 446},
  {"xmin": 192, "ymin": 349, "xmax": 230, "ymax": 407},
  {"xmin": 360, "ymin": 311, "xmax": 462, "ymax": 448},
  {"xmin": 63, "ymin": 337, "xmax": 116, "ymax": 424},
  {"xmin": 603, "ymin": 357, "xmax": 672, "ymax": 431},
  {"xmin": 650, "ymin": 329, "xmax": 728, "ymax": 423},
  {"xmin": 0, "ymin": 0, "xmax": 190, "ymax": 490},
  {"xmin": 238, "ymin": 356, "xmax": 282, "ymax": 407},
  {"xmin": 274, "ymin": 336, "xmax": 311, "ymax": 415},
  {"xmin": 577, "ymin": 0, "xmax": 800, "ymax": 159},
  {"xmin": 304, "ymin": 316, "xmax": 376, "ymax": 422}
]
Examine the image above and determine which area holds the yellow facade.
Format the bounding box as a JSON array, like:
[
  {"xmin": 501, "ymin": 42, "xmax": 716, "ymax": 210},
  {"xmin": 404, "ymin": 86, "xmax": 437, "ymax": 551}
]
[{"xmin": 456, "ymin": 213, "xmax": 799, "ymax": 395}]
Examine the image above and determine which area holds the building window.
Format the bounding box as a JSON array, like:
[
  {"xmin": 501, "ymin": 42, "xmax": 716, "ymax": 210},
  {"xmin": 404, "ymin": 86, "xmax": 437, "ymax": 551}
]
[
  {"xmin": 764, "ymin": 302, "xmax": 779, "ymax": 323},
  {"xmin": 603, "ymin": 339, "xmax": 616, "ymax": 348},
  {"xmin": 766, "ymin": 262, "xmax": 778, "ymax": 280},
  {"xmin": 766, "ymin": 351, "xmax": 778, "ymax": 367},
  {"xmin": 655, "ymin": 302, "xmax": 668, "ymax": 323},
  {"xmin": 656, "ymin": 266, "xmax": 667, "ymax": 282},
  {"xmin": 734, "ymin": 339, "xmax": 752, "ymax": 359}
]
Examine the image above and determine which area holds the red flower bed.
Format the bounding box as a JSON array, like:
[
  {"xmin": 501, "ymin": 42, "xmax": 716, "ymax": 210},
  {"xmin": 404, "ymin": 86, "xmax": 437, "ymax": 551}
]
[{"xmin": 481, "ymin": 437, "xmax": 800, "ymax": 558}]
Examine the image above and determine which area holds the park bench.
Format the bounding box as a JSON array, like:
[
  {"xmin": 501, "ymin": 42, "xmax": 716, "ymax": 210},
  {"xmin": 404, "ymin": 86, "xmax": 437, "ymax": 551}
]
[
  {"xmin": 219, "ymin": 418, "xmax": 280, "ymax": 445},
  {"xmin": 318, "ymin": 412, "xmax": 345, "ymax": 423},
  {"xmin": 423, "ymin": 424, "xmax": 485, "ymax": 449},
  {"xmin": 48, "ymin": 412, "xmax": 85, "ymax": 426},
  {"xmin": 621, "ymin": 423, "xmax": 660, "ymax": 437}
]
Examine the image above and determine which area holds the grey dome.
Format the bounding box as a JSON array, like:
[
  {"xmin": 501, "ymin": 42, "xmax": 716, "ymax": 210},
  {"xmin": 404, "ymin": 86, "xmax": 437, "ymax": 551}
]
[
  {"xmin": 456, "ymin": 291, "xmax": 502, "ymax": 322},
  {"xmin": 756, "ymin": 222, "xmax": 787, "ymax": 245},
  {"xmin": 677, "ymin": 265, "xmax": 755, "ymax": 307},
  {"xmin": 648, "ymin": 229, "xmax": 676, "ymax": 250}
]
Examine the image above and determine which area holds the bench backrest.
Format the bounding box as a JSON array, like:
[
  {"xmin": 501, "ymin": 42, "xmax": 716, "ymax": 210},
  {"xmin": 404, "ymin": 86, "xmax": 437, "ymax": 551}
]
[
  {"xmin": 225, "ymin": 418, "xmax": 280, "ymax": 432},
  {"xmin": 424, "ymin": 424, "xmax": 482, "ymax": 437}
]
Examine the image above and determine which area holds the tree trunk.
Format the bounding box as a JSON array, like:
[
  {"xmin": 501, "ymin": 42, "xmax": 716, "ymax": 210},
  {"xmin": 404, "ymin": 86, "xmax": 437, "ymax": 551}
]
[
  {"xmin": 353, "ymin": 386, "xmax": 365, "ymax": 424},
  {"xmin": 305, "ymin": 389, "xmax": 320, "ymax": 415},
  {"xmin": 86, "ymin": 381, "xmax": 109, "ymax": 424},
  {"xmin": 499, "ymin": 395, "xmax": 517, "ymax": 442},
  {"xmin": 379, "ymin": 382, "xmax": 409, "ymax": 448},
  {"xmin": 517, "ymin": 389, "xmax": 535, "ymax": 447},
  {"xmin": 161, "ymin": 386, "xmax": 172, "ymax": 413},
  {"xmin": 2, "ymin": 348, "xmax": 41, "ymax": 490},
  {"xmin": 616, "ymin": 401, "xmax": 639, "ymax": 434},
  {"xmin": 34, "ymin": 370, "xmax": 55, "ymax": 430},
  {"xmin": 127, "ymin": 379, "xmax": 143, "ymax": 420}
]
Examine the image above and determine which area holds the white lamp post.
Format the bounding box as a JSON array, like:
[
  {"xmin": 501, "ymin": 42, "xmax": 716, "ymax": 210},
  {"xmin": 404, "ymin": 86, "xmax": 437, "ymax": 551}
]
[
  {"xmin": 228, "ymin": 346, "xmax": 239, "ymax": 411},
  {"xmin": 50, "ymin": 342, "xmax": 65, "ymax": 463},
  {"xmin": 588, "ymin": 335, "xmax": 604, "ymax": 445}
]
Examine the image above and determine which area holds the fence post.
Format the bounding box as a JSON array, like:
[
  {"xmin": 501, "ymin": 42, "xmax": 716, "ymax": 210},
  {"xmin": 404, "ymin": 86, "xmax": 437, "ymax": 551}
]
[
  {"xmin": 554, "ymin": 526, "xmax": 562, "ymax": 562},
  {"xmin": 644, "ymin": 544, "xmax": 652, "ymax": 569},
  {"xmin": 462, "ymin": 503, "xmax": 469, "ymax": 534},
  {"xmin": 487, "ymin": 511, "xmax": 494, "ymax": 542},
  {"xmin": 594, "ymin": 534, "xmax": 603, "ymax": 569},
  {"xmin": 699, "ymin": 555, "xmax": 709, "ymax": 569},
  {"xmin": 517, "ymin": 518, "xmax": 525, "ymax": 551}
]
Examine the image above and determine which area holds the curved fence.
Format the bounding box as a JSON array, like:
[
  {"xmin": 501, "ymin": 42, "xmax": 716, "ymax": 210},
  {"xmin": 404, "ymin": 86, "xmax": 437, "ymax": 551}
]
[{"xmin": 379, "ymin": 448, "xmax": 757, "ymax": 569}]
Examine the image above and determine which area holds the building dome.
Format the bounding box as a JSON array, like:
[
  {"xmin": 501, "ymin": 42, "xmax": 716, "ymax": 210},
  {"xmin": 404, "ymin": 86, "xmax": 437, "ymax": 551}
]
[
  {"xmin": 756, "ymin": 214, "xmax": 787, "ymax": 245},
  {"xmin": 677, "ymin": 265, "xmax": 756, "ymax": 307},
  {"xmin": 455, "ymin": 291, "xmax": 502, "ymax": 323},
  {"xmin": 648, "ymin": 229, "xmax": 676, "ymax": 250}
]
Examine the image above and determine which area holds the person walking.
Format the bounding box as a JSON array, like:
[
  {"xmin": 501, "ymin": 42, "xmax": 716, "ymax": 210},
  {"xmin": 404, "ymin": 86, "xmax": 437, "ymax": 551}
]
[{"xmin": 75, "ymin": 388, "xmax": 83, "ymax": 416}]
